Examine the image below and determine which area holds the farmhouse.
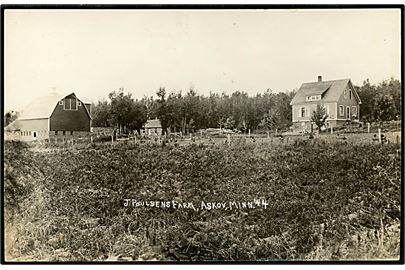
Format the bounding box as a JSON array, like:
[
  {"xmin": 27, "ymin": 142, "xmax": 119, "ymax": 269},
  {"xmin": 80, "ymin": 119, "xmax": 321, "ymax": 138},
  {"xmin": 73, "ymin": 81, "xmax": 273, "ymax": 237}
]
[
  {"xmin": 290, "ymin": 76, "xmax": 362, "ymax": 132},
  {"xmin": 5, "ymin": 92, "xmax": 92, "ymax": 141},
  {"xmin": 143, "ymin": 118, "xmax": 162, "ymax": 136}
]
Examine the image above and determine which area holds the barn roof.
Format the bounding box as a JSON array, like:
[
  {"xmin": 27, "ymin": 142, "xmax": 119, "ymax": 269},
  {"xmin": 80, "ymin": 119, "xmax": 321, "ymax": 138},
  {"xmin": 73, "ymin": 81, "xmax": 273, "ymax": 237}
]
[
  {"xmin": 144, "ymin": 119, "xmax": 162, "ymax": 128},
  {"xmin": 290, "ymin": 78, "xmax": 360, "ymax": 105},
  {"xmin": 4, "ymin": 119, "xmax": 21, "ymax": 131},
  {"xmin": 18, "ymin": 92, "xmax": 92, "ymax": 120}
]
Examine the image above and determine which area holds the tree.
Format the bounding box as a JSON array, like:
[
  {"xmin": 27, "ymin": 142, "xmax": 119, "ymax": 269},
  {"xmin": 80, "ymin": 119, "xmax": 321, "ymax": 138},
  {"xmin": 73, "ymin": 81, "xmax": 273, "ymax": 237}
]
[
  {"xmin": 4, "ymin": 110, "xmax": 19, "ymax": 126},
  {"xmin": 311, "ymin": 104, "xmax": 328, "ymax": 132},
  {"xmin": 259, "ymin": 107, "xmax": 281, "ymax": 132},
  {"xmin": 357, "ymin": 79, "xmax": 377, "ymax": 122},
  {"xmin": 127, "ymin": 102, "xmax": 147, "ymax": 132},
  {"xmin": 108, "ymin": 89, "xmax": 147, "ymax": 133},
  {"xmin": 156, "ymin": 87, "xmax": 169, "ymax": 134},
  {"xmin": 92, "ymin": 100, "xmax": 111, "ymax": 127}
]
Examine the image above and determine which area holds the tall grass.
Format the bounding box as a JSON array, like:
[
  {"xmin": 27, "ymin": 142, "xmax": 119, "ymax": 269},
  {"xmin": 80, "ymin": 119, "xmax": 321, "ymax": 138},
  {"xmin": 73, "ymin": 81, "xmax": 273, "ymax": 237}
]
[{"xmin": 4, "ymin": 139, "xmax": 401, "ymax": 261}]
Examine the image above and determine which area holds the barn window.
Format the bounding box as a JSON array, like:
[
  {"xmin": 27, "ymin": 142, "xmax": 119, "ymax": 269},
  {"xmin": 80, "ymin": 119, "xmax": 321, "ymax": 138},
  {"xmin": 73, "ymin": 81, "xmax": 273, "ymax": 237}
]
[
  {"xmin": 78, "ymin": 101, "xmax": 82, "ymax": 106},
  {"xmin": 71, "ymin": 99, "xmax": 77, "ymax": 110},
  {"xmin": 64, "ymin": 98, "xmax": 78, "ymax": 111},
  {"xmin": 339, "ymin": 106, "xmax": 344, "ymax": 116},
  {"xmin": 59, "ymin": 100, "xmax": 63, "ymax": 105}
]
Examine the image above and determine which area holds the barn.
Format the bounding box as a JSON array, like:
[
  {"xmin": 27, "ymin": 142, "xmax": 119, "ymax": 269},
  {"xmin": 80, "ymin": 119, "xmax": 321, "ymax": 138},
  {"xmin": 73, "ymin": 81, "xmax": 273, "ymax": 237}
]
[
  {"xmin": 5, "ymin": 92, "xmax": 92, "ymax": 141},
  {"xmin": 290, "ymin": 76, "xmax": 362, "ymax": 133}
]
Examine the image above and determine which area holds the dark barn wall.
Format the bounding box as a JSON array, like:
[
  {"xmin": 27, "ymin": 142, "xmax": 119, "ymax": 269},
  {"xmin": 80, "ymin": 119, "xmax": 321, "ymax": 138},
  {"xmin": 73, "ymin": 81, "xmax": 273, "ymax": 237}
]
[
  {"xmin": 84, "ymin": 103, "xmax": 91, "ymax": 116},
  {"xmin": 50, "ymin": 102, "xmax": 91, "ymax": 132}
]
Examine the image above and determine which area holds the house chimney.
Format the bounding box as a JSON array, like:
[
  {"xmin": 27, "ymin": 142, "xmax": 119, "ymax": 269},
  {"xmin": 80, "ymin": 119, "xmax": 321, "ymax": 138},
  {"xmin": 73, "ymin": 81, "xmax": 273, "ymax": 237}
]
[{"xmin": 318, "ymin": 75, "xmax": 322, "ymax": 82}]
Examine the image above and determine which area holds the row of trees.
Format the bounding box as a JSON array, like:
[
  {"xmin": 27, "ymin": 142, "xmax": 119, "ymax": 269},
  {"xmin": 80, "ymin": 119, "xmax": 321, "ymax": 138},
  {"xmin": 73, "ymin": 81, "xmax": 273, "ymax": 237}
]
[
  {"xmin": 93, "ymin": 87, "xmax": 295, "ymax": 134},
  {"xmin": 151, "ymin": 87, "xmax": 295, "ymax": 134}
]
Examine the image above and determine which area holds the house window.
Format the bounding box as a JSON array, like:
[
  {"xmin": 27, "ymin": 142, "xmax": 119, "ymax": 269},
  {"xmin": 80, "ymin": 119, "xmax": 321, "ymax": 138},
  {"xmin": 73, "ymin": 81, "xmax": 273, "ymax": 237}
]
[
  {"xmin": 349, "ymin": 90, "xmax": 352, "ymax": 99},
  {"xmin": 300, "ymin": 107, "xmax": 306, "ymax": 118},
  {"xmin": 55, "ymin": 131, "xmax": 58, "ymax": 135},
  {"xmin": 352, "ymin": 106, "xmax": 357, "ymax": 117},
  {"xmin": 71, "ymin": 131, "xmax": 74, "ymax": 135},
  {"xmin": 346, "ymin": 106, "xmax": 350, "ymax": 119},
  {"xmin": 63, "ymin": 131, "xmax": 66, "ymax": 135},
  {"xmin": 78, "ymin": 101, "xmax": 82, "ymax": 106},
  {"xmin": 339, "ymin": 105, "xmax": 344, "ymax": 116},
  {"xmin": 64, "ymin": 98, "xmax": 78, "ymax": 111},
  {"xmin": 344, "ymin": 89, "xmax": 347, "ymax": 99},
  {"xmin": 59, "ymin": 100, "xmax": 63, "ymax": 105},
  {"xmin": 306, "ymin": 95, "xmax": 321, "ymax": 101}
]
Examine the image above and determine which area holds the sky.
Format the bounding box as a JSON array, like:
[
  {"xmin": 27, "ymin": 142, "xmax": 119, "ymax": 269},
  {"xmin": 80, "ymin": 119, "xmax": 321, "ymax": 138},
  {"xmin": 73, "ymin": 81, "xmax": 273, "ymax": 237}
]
[{"xmin": 4, "ymin": 8, "xmax": 401, "ymax": 111}]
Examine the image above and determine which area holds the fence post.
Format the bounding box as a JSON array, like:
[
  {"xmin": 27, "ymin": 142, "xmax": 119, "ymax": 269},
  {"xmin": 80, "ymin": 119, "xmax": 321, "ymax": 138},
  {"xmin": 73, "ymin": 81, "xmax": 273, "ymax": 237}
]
[
  {"xmin": 330, "ymin": 124, "xmax": 333, "ymax": 135},
  {"xmin": 267, "ymin": 131, "xmax": 270, "ymax": 139},
  {"xmin": 111, "ymin": 134, "xmax": 113, "ymax": 144},
  {"xmin": 367, "ymin": 122, "xmax": 370, "ymax": 133},
  {"xmin": 248, "ymin": 129, "xmax": 251, "ymax": 137},
  {"xmin": 378, "ymin": 128, "xmax": 381, "ymax": 144},
  {"xmin": 227, "ymin": 134, "xmax": 231, "ymax": 145},
  {"xmin": 91, "ymin": 136, "xmax": 93, "ymax": 144}
]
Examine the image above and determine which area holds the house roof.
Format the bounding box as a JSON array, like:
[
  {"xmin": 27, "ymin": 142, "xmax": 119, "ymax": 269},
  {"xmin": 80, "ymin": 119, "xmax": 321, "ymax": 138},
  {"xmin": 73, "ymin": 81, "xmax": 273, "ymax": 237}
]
[
  {"xmin": 18, "ymin": 92, "xmax": 92, "ymax": 120},
  {"xmin": 290, "ymin": 78, "xmax": 360, "ymax": 105},
  {"xmin": 144, "ymin": 119, "xmax": 162, "ymax": 128}
]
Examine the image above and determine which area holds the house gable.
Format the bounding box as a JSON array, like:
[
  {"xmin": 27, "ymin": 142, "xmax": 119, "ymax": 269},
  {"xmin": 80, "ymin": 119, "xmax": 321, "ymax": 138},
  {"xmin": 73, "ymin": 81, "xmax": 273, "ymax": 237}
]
[{"xmin": 336, "ymin": 81, "xmax": 361, "ymax": 120}]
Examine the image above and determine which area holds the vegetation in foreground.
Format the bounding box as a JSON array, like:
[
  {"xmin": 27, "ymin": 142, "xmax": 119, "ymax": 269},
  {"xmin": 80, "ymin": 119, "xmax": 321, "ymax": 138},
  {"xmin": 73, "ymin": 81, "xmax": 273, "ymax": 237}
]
[{"xmin": 4, "ymin": 139, "xmax": 401, "ymax": 261}]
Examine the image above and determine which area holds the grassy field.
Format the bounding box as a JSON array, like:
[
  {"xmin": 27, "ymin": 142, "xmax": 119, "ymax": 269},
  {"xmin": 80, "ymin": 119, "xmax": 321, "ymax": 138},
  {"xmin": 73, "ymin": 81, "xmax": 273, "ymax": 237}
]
[{"xmin": 4, "ymin": 134, "xmax": 401, "ymax": 261}]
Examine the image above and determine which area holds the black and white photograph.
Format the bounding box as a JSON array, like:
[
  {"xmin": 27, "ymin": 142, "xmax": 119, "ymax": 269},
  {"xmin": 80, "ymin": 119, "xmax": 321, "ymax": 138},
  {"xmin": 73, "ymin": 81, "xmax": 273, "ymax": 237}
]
[{"xmin": 1, "ymin": 5, "xmax": 403, "ymax": 263}]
